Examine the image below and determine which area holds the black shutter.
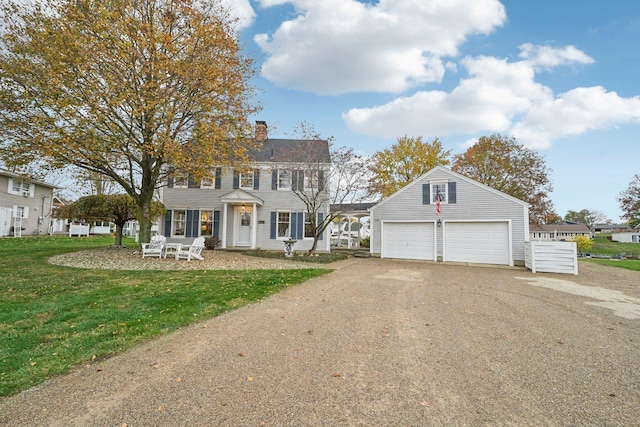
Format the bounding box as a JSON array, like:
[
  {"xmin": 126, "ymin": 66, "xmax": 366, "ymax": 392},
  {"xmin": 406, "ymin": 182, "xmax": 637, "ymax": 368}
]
[
  {"xmin": 215, "ymin": 168, "xmax": 221, "ymax": 189},
  {"xmin": 233, "ymin": 170, "xmax": 239, "ymax": 189},
  {"xmin": 164, "ymin": 210, "xmax": 172, "ymax": 237},
  {"xmin": 291, "ymin": 170, "xmax": 298, "ymax": 191},
  {"xmin": 253, "ymin": 169, "xmax": 260, "ymax": 190},
  {"xmin": 422, "ymin": 184, "xmax": 430, "ymax": 204},
  {"xmin": 290, "ymin": 212, "xmax": 297, "ymax": 239},
  {"xmin": 167, "ymin": 168, "xmax": 174, "ymax": 188},
  {"xmin": 296, "ymin": 212, "xmax": 304, "ymax": 239},
  {"xmin": 270, "ymin": 211, "xmax": 277, "ymax": 239},
  {"xmin": 271, "ymin": 170, "xmax": 278, "ymax": 190},
  {"xmin": 318, "ymin": 212, "xmax": 324, "ymax": 240},
  {"xmin": 191, "ymin": 210, "xmax": 200, "ymax": 237},
  {"xmin": 318, "ymin": 170, "xmax": 325, "ymax": 191},
  {"xmin": 448, "ymin": 182, "xmax": 457, "ymax": 204},
  {"xmin": 298, "ymin": 170, "xmax": 305, "ymax": 191},
  {"xmin": 185, "ymin": 210, "xmax": 194, "ymax": 238},
  {"xmin": 213, "ymin": 210, "xmax": 220, "ymax": 238}
]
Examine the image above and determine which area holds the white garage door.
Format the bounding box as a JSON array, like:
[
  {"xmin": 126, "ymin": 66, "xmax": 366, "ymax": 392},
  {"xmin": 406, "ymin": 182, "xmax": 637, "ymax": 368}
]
[
  {"xmin": 444, "ymin": 222, "xmax": 510, "ymax": 265},
  {"xmin": 382, "ymin": 222, "xmax": 435, "ymax": 261}
]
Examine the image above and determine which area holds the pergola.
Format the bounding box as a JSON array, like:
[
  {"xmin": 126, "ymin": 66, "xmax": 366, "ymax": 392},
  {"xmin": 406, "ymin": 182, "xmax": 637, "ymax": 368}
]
[{"xmin": 330, "ymin": 202, "xmax": 376, "ymax": 249}]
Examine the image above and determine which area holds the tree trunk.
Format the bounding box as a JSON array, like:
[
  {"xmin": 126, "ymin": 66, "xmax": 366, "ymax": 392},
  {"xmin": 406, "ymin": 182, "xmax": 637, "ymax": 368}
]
[
  {"xmin": 114, "ymin": 222, "xmax": 124, "ymax": 246},
  {"xmin": 309, "ymin": 236, "xmax": 319, "ymax": 255},
  {"xmin": 136, "ymin": 191, "xmax": 155, "ymax": 245}
]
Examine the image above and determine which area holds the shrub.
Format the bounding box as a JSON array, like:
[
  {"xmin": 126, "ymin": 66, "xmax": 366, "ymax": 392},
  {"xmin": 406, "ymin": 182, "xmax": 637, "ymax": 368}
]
[
  {"xmin": 204, "ymin": 236, "xmax": 220, "ymax": 250},
  {"xmin": 360, "ymin": 236, "xmax": 370, "ymax": 248}
]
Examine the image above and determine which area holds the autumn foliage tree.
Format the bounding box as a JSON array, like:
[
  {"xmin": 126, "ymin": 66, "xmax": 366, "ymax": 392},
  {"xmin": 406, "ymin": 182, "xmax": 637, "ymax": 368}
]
[
  {"xmin": 618, "ymin": 174, "xmax": 640, "ymax": 227},
  {"xmin": 54, "ymin": 194, "xmax": 165, "ymax": 246},
  {"xmin": 452, "ymin": 134, "xmax": 554, "ymax": 224},
  {"xmin": 0, "ymin": 0, "xmax": 259, "ymax": 244},
  {"xmin": 369, "ymin": 136, "xmax": 451, "ymax": 198}
]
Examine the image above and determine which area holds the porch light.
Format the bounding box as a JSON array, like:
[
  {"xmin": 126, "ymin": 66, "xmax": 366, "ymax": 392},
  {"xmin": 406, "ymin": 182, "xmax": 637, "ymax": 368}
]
[
  {"xmin": 242, "ymin": 203, "xmax": 245, "ymax": 211},
  {"xmin": 437, "ymin": 219, "xmax": 442, "ymax": 227}
]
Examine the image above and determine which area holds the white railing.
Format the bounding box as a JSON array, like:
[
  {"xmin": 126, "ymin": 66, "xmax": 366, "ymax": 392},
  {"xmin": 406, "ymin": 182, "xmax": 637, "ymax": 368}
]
[{"xmin": 525, "ymin": 241, "xmax": 578, "ymax": 275}]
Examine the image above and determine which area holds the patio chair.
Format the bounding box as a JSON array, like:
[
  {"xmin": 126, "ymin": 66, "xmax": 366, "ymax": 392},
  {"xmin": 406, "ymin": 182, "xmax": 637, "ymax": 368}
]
[
  {"xmin": 141, "ymin": 235, "xmax": 166, "ymax": 259},
  {"xmin": 175, "ymin": 237, "xmax": 205, "ymax": 261}
]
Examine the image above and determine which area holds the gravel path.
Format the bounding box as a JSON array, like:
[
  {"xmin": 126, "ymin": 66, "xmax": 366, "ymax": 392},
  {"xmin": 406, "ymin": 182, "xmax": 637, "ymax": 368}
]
[{"xmin": 1, "ymin": 259, "xmax": 639, "ymax": 426}]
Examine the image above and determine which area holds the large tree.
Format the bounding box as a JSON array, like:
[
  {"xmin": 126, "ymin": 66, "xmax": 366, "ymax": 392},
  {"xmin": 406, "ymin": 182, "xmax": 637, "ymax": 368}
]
[
  {"xmin": 0, "ymin": 0, "xmax": 258, "ymax": 244},
  {"xmin": 564, "ymin": 209, "xmax": 609, "ymax": 229},
  {"xmin": 618, "ymin": 174, "xmax": 640, "ymax": 227},
  {"xmin": 369, "ymin": 136, "xmax": 451, "ymax": 198},
  {"xmin": 452, "ymin": 134, "xmax": 554, "ymax": 224}
]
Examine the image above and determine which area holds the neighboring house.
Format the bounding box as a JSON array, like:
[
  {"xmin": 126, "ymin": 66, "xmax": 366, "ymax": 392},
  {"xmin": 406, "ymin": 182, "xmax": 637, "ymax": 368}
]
[
  {"xmin": 593, "ymin": 223, "xmax": 630, "ymax": 233},
  {"xmin": 529, "ymin": 222, "xmax": 592, "ymax": 241},
  {"xmin": 160, "ymin": 121, "xmax": 332, "ymax": 252},
  {"xmin": 0, "ymin": 170, "xmax": 56, "ymax": 237},
  {"xmin": 611, "ymin": 231, "xmax": 640, "ymax": 243},
  {"xmin": 369, "ymin": 166, "xmax": 530, "ymax": 266}
]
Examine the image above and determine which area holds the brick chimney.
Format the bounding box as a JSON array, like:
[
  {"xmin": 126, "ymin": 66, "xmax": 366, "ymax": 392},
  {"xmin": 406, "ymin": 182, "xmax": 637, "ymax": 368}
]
[{"xmin": 255, "ymin": 120, "xmax": 267, "ymax": 142}]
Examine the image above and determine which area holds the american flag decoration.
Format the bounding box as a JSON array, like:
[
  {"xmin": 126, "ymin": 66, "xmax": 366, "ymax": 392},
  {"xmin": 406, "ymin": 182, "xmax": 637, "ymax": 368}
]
[{"xmin": 435, "ymin": 193, "xmax": 441, "ymax": 215}]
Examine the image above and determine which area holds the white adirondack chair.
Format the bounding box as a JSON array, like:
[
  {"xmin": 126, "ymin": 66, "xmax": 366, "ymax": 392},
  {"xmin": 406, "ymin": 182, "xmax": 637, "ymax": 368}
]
[
  {"xmin": 141, "ymin": 235, "xmax": 166, "ymax": 259},
  {"xmin": 175, "ymin": 237, "xmax": 205, "ymax": 261}
]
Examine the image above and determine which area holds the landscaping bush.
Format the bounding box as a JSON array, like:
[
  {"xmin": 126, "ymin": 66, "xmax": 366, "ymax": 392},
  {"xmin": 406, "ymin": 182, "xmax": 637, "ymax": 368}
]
[
  {"xmin": 360, "ymin": 236, "xmax": 370, "ymax": 248},
  {"xmin": 204, "ymin": 236, "xmax": 220, "ymax": 250}
]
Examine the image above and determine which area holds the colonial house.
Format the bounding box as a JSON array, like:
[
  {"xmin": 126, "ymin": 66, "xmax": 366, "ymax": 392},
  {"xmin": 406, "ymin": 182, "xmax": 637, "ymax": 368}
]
[
  {"xmin": 0, "ymin": 170, "xmax": 56, "ymax": 237},
  {"xmin": 159, "ymin": 121, "xmax": 332, "ymax": 252},
  {"xmin": 529, "ymin": 222, "xmax": 593, "ymax": 241}
]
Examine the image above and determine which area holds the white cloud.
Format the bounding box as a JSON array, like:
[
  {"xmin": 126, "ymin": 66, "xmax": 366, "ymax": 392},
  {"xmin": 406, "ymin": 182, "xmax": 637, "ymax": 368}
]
[
  {"xmin": 343, "ymin": 44, "xmax": 640, "ymax": 149},
  {"xmin": 220, "ymin": 0, "xmax": 256, "ymax": 30},
  {"xmin": 518, "ymin": 43, "xmax": 594, "ymax": 70},
  {"xmin": 254, "ymin": 0, "xmax": 506, "ymax": 95},
  {"xmin": 511, "ymin": 86, "xmax": 640, "ymax": 149}
]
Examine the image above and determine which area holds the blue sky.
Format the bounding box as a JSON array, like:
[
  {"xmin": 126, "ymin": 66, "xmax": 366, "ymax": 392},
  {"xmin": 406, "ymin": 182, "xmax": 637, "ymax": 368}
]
[{"xmin": 227, "ymin": 0, "xmax": 640, "ymax": 222}]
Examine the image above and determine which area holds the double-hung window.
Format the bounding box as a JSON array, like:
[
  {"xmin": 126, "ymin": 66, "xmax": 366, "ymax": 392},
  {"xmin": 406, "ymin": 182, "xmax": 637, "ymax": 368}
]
[
  {"xmin": 200, "ymin": 210, "xmax": 214, "ymax": 236},
  {"xmin": 173, "ymin": 209, "xmax": 186, "ymax": 236},
  {"xmin": 304, "ymin": 170, "xmax": 318, "ymax": 191},
  {"xmin": 278, "ymin": 170, "xmax": 291, "ymax": 190},
  {"xmin": 304, "ymin": 213, "xmax": 315, "ymax": 238},
  {"xmin": 9, "ymin": 179, "xmax": 31, "ymax": 197},
  {"xmin": 240, "ymin": 171, "xmax": 254, "ymax": 190},
  {"xmin": 277, "ymin": 211, "xmax": 290, "ymax": 238},
  {"xmin": 172, "ymin": 173, "xmax": 188, "ymax": 188},
  {"xmin": 431, "ymin": 183, "xmax": 447, "ymax": 203}
]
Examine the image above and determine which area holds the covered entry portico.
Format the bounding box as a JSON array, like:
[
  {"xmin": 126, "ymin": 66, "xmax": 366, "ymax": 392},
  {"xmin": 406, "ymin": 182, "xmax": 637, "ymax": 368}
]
[{"xmin": 220, "ymin": 189, "xmax": 263, "ymax": 249}]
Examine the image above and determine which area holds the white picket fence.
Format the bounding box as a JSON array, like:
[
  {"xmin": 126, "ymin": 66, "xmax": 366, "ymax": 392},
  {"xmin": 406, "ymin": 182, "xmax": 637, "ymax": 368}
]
[
  {"xmin": 69, "ymin": 224, "xmax": 90, "ymax": 237},
  {"xmin": 525, "ymin": 241, "xmax": 578, "ymax": 275}
]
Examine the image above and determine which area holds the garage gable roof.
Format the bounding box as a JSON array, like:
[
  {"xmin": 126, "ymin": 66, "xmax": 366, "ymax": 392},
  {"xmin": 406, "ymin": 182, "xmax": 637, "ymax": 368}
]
[{"xmin": 370, "ymin": 166, "xmax": 530, "ymax": 211}]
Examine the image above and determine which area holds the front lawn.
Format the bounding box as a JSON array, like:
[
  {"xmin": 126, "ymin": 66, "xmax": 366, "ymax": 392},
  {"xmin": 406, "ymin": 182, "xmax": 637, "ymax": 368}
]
[{"xmin": 0, "ymin": 236, "xmax": 330, "ymax": 397}]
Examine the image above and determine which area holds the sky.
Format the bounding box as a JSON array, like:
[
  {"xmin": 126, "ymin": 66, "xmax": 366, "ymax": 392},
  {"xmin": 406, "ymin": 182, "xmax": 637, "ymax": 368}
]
[{"xmin": 225, "ymin": 0, "xmax": 640, "ymax": 223}]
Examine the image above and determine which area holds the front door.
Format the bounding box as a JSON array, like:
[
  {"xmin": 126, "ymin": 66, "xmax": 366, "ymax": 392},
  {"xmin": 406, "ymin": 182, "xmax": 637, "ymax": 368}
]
[{"xmin": 236, "ymin": 209, "xmax": 252, "ymax": 246}]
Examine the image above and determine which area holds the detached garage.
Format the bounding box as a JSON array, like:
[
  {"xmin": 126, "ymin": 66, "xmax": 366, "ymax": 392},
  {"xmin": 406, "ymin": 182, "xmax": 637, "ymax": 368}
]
[{"xmin": 370, "ymin": 166, "xmax": 529, "ymax": 266}]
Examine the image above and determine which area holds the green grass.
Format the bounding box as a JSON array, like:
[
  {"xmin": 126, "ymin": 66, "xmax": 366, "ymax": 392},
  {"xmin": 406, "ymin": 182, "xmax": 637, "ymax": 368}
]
[
  {"xmin": 0, "ymin": 236, "xmax": 331, "ymax": 397},
  {"xmin": 245, "ymin": 249, "xmax": 349, "ymax": 264},
  {"xmin": 589, "ymin": 234, "xmax": 640, "ymax": 256},
  {"xmin": 581, "ymin": 235, "xmax": 640, "ymax": 272},
  {"xmin": 583, "ymin": 258, "xmax": 640, "ymax": 272}
]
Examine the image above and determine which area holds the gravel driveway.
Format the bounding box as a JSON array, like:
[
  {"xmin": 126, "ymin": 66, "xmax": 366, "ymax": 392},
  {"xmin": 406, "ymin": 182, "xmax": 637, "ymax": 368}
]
[{"xmin": 1, "ymin": 259, "xmax": 639, "ymax": 426}]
